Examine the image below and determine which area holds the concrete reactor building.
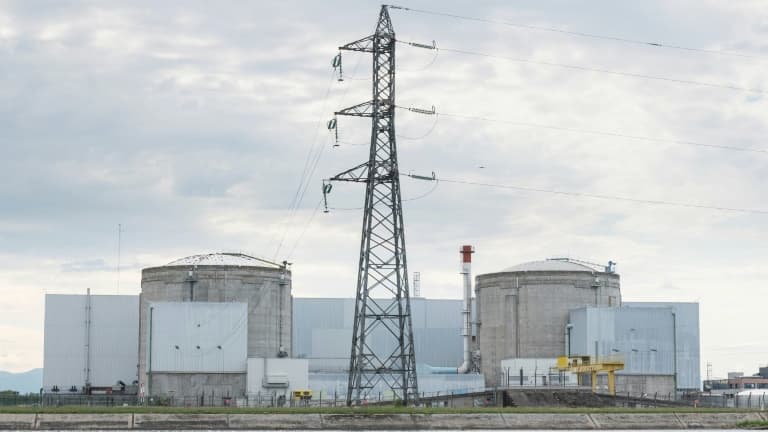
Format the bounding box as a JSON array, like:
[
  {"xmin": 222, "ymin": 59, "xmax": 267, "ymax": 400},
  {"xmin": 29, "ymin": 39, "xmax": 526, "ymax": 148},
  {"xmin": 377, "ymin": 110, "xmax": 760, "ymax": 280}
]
[
  {"xmin": 475, "ymin": 258, "xmax": 700, "ymax": 396},
  {"xmin": 138, "ymin": 253, "xmax": 295, "ymax": 401},
  {"xmin": 475, "ymin": 259, "xmax": 620, "ymax": 384}
]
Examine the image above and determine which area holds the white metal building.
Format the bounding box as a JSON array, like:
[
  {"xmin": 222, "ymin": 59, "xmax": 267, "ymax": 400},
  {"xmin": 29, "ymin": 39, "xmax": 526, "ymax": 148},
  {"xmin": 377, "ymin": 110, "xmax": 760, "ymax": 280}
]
[
  {"xmin": 43, "ymin": 293, "xmax": 139, "ymax": 392},
  {"xmin": 568, "ymin": 303, "xmax": 700, "ymax": 393}
]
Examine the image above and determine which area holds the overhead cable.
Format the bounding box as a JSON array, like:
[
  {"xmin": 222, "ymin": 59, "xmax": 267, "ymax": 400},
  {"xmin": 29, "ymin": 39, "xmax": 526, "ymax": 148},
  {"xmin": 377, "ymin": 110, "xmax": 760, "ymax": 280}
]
[
  {"xmin": 435, "ymin": 111, "xmax": 768, "ymax": 155},
  {"xmin": 286, "ymin": 197, "xmax": 324, "ymax": 261},
  {"xmin": 274, "ymin": 55, "xmax": 364, "ymax": 259},
  {"xmin": 268, "ymin": 69, "xmax": 337, "ymax": 257},
  {"xmin": 432, "ymin": 45, "xmax": 767, "ymax": 95},
  {"xmin": 390, "ymin": 6, "xmax": 767, "ymax": 60},
  {"xmin": 435, "ymin": 177, "xmax": 768, "ymax": 215}
]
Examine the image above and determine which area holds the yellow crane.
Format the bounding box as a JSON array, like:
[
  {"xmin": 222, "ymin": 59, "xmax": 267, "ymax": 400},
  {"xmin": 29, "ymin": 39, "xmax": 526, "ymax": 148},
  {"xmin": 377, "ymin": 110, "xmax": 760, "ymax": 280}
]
[{"xmin": 556, "ymin": 356, "xmax": 624, "ymax": 395}]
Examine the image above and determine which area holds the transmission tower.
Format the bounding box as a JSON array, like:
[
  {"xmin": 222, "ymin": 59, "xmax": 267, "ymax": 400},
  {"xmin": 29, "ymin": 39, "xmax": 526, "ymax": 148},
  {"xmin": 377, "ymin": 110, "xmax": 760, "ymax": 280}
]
[{"xmin": 324, "ymin": 5, "xmax": 419, "ymax": 405}]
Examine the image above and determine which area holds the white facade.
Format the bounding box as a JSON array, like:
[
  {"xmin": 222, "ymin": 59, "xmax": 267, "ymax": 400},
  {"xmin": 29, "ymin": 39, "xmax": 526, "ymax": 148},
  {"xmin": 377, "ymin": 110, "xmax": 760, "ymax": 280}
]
[
  {"xmin": 246, "ymin": 358, "xmax": 309, "ymax": 397},
  {"xmin": 148, "ymin": 302, "xmax": 247, "ymax": 373},
  {"xmin": 43, "ymin": 294, "xmax": 138, "ymax": 391}
]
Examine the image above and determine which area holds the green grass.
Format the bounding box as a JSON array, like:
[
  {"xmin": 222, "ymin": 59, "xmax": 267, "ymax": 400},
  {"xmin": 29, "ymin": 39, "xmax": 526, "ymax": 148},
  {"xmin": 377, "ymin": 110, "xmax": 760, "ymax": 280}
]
[
  {"xmin": 737, "ymin": 420, "xmax": 768, "ymax": 429},
  {"xmin": 0, "ymin": 405, "xmax": 762, "ymax": 415}
]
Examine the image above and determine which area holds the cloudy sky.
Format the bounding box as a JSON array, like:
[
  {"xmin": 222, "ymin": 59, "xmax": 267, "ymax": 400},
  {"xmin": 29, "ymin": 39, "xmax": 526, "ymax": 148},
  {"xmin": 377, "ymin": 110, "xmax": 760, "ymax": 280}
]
[{"xmin": 0, "ymin": 0, "xmax": 766, "ymax": 379}]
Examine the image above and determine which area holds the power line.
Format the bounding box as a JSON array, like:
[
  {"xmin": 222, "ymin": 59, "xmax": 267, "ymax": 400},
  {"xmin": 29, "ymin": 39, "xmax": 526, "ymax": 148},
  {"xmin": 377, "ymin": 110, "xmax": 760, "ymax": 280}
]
[
  {"xmin": 427, "ymin": 45, "xmax": 767, "ymax": 95},
  {"xmin": 267, "ymin": 69, "xmax": 337, "ymax": 256},
  {"xmin": 390, "ymin": 6, "xmax": 767, "ymax": 60},
  {"xmin": 285, "ymin": 197, "xmax": 324, "ymax": 261},
  {"xmin": 433, "ymin": 111, "xmax": 768, "ymax": 155},
  {"xmin": 435, "ymin": 176, "xmax": 768, "ymax": 215},
  {"xmin": 273, "ymin": 55, "xmax": 364, "ymax": 260}
]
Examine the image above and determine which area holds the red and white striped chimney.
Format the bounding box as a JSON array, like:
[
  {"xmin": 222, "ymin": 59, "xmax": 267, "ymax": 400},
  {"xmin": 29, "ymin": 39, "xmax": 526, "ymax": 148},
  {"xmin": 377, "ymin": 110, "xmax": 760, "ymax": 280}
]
[{"xmin": 458, "ymin": 245, "xmax": 474, "ymax": 373}]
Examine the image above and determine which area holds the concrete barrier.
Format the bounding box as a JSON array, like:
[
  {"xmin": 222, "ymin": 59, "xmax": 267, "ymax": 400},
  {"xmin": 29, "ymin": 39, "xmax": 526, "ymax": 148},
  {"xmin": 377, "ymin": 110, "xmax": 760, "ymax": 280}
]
[
  {"xmin": 427, "ymin": 413, "xmax": 507, "ymax": 429},
  {"xmin": 37, "ymin": 413, "xmax": 132, "ymax": 430},
  {"xmin": 0, "ymin": 411, "xmax": 765, "ymax": 430},
  {"xmin": 133, "ymin": 413, "xmax": 228, "ymax": 429},
  {"xmin": 589, "ymin": 413, "xmax": 684, "ymax": 429},
  {"xmin": 503, "ymin": 413, "xmax": 595, "ymax": 429},
  {"xmin": 320, "ymin": 413, "xmax": 419, "ymax": 430},
  {"xmin": 228, "ymin": 413, "xmax": 322, "ymax": 429},
  {"xmin": 0, "ymin": 413, "xmax": 35, "ymax": 430},
  {"xmin": 675, "ymin": 412, "xmax": 763, "ymax": 429}
]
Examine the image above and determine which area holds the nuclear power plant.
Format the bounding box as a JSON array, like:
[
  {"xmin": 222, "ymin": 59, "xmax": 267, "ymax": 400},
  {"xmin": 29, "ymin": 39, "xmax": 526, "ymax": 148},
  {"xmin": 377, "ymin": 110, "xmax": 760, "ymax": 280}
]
[
  {"xmin": 38, "ymin": 5, "xmax": 705, "ymax": 408},
  {"xmin": 42, "ymin": 247, "xmax": 700, "ymax": 406}
]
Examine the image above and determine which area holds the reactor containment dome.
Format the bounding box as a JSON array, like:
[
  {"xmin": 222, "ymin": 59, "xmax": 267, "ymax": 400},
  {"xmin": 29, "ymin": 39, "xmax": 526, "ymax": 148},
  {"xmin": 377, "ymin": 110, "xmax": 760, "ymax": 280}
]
[
  {"xmin": 138, "ymin": 253, "xmax": 292, "ymax": 400},
  {"xmin": 475, "ymin": 258, "xmax": 620, "ymax": 387}
]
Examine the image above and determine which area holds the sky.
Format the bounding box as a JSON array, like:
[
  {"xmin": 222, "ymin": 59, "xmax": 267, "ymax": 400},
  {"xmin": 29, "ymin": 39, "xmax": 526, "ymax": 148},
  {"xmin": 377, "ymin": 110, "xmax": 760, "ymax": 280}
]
[{"xmin": 0, "ymin": 0, "xmax": 766, "ymax": 380}]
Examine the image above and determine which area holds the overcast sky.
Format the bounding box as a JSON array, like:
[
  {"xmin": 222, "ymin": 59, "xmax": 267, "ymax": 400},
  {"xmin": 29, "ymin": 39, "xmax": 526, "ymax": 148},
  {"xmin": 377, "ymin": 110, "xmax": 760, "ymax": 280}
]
[{"xmin": 0, "ymin": 0, "xmax": 766, "ymax": 379}]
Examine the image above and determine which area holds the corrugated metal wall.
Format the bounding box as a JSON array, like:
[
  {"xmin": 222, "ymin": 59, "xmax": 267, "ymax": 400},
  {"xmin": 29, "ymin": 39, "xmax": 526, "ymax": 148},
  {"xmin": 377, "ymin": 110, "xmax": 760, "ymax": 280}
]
[
  {"xmin": 43, "ymin": 294, "xmax": 138, "ymax": 391},
  {"xmin": 569, "ymin": 304, "xmax": 700, "ymax": 390},
  {"xmin": 624, "ymin": 302, "xmax": 701, "ymax": 390},
  {"xmin": 148, "ymin": 302, "xmax": 247, "ymax": 373},
  {"xmin": 293, "ymin": 297, "xmax": 463, "ymax": 370}
]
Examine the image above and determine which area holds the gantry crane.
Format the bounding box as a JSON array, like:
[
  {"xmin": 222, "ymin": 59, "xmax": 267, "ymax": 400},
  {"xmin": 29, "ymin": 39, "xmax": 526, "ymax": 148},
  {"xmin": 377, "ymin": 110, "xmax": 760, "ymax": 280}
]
[{"xmin": 556, "ymin": 356, "xmax": 624, "ymax": 395}]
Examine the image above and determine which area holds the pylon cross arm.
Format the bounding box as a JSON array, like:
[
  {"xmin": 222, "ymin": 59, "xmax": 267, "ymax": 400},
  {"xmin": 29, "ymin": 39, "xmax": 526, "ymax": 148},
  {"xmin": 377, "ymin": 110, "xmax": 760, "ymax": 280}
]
[
  {"xmin": 336, "ymin": 100, "xmax": 376, "ymax": 117},
  {"xmin": 340, "ymin": 34, "xmax": 375, "ymax": 52},
  {"xmin": 329, "ymin": 162, "xmax": 369, "ymax": 183}
]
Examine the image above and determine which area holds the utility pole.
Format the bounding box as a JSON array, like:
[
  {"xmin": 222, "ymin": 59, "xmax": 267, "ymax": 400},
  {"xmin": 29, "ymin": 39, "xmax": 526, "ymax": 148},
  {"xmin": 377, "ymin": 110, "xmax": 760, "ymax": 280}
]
[{"xmin": 325, "ymin": 5, "xmax": 418, "ymax": 405}]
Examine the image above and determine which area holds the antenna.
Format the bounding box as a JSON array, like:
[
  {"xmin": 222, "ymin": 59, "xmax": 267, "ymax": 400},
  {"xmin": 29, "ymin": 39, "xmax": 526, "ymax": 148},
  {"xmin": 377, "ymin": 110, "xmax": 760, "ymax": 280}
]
[{"xmin": 117, "ymin": 223, "xmax": 122, "ymax": 294}]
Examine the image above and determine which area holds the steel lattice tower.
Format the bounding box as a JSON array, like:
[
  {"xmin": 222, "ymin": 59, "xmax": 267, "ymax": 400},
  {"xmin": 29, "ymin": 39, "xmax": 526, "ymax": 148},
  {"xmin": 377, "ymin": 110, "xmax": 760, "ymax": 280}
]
[{"xmin": 326, "ymin": 5, "xmax": 418, "ymax": 405}]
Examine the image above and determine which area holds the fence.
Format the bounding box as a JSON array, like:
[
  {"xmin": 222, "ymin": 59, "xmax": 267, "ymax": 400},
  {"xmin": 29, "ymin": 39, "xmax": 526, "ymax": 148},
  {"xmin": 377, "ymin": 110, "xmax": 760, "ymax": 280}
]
[
  {"xmin": 696, "ymin": 393, "xmax": 768, "ymax": 409},
  {"xmin": 3, "ymin": 389, "xmax": 765, "ymax": 410},
  {"xmin": 0, "ymin": 387, "xmax": 488, "ymax": 408}
]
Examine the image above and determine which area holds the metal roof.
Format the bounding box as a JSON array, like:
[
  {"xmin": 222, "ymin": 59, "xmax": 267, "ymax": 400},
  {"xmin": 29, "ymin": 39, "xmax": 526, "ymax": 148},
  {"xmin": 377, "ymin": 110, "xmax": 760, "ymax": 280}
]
[
  {"xmin": 501, "ymin": 259, "xmax": 595, "ymax": 273},
  {"xmin": 165, "ymin": 253, "xmax": 282, "ymax": 268}
]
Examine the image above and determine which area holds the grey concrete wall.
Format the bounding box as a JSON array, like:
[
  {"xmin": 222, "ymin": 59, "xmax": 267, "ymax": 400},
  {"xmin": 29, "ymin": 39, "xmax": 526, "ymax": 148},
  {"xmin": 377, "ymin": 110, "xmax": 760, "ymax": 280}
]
[
  {"xmin": 603, "ymin": 374, "xmax": 675, "ymax": 396},
  {"xmin": 2, "ymin": 412, "xmax": 764, "ymax": 430},
  {"xmin": 149, "ymin": 372, "xmax": 246, "ymax": 404},
  {"xmin": 139, "ymin": 264, "xmax": 291, "ymax": 399},
  {"xmin": 476, "ymin": 270, "xmax": 620, "ymax": 387}
]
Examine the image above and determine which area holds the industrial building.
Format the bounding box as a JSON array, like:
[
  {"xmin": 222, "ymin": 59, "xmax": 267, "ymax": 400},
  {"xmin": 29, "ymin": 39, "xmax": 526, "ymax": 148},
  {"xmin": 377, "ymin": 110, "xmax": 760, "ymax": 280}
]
[
  {"xmin": 293, "ymin": 297, "xmax": 485, "ymax": 395},
  {"xmin": 475, "ymin": 259, "xmax": 621, "ymax": 386},
  {"xmin": 705, "ymin": 368, "xmax": 768, "ymax": 395},
  {"xmin": 568, "ymin": 302, "xmax": 700, "ymax": 395},
  {"xmin": 43, "ymin": 292, "xmax": 139, "ymax": 394},
  {"xmin": 138, "ymin": 253, "xmax": 294, "ymax": 401},
  {"xmin": 475, "ymin": 258, "xmax": 700, "ymax": 395},
  {"xmin": 42, "ymin": 252, "xmax": 701, "ymax": 404}
]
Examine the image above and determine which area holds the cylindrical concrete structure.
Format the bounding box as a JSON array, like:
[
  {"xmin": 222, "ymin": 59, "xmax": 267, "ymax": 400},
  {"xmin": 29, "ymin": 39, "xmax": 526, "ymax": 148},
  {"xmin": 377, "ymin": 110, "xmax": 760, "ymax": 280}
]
[
  {"xmin": 138, "ymin": 253, "xmax": 292, "ymax": 401},
  {"xmin": 475, "ymin": 259, "xmax": 620, "ymax": 387}
]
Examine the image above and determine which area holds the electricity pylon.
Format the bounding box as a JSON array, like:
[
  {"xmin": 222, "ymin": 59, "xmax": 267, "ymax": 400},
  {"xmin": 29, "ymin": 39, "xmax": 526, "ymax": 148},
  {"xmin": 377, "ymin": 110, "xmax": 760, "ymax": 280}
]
[{"xmin": 324, "ymin": 5, "xmax": 419, "ymax": 405}]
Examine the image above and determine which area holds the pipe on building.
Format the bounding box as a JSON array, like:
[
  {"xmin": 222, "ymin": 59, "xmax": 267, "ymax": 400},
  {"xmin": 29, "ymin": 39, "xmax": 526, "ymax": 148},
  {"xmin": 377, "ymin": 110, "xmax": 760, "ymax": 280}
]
[{"xmin": 565, "ymin": 323, "xmax": 574, "ymax": 357}]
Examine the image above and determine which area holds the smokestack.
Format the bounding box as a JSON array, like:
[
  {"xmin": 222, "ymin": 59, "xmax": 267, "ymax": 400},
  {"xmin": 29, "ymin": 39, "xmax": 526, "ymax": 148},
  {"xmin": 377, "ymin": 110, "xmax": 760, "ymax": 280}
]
[{"xmin": 458, "ymin": 245, "xmax": 474, "ymax": 374}]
